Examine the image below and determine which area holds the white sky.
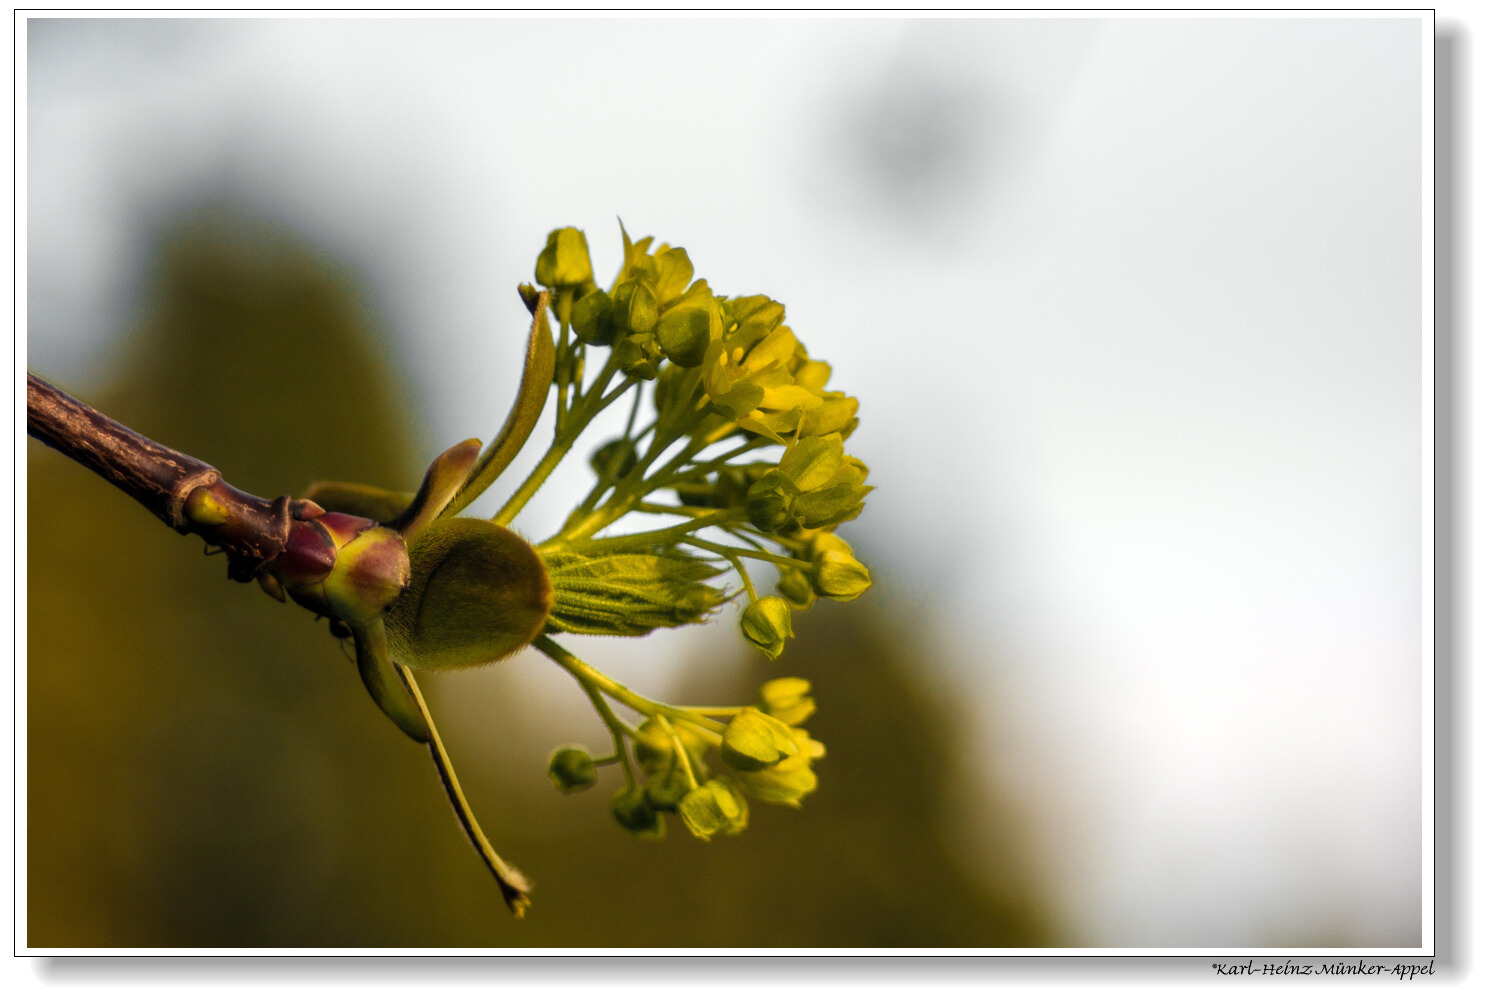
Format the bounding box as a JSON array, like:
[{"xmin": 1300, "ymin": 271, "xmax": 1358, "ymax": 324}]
[{"xmin": 23, "ymin": 14, "xmax": 1429, "ymax": 949}]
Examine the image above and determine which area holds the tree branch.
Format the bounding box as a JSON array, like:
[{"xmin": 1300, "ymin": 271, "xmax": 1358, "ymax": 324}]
[{"xmin": 26, "ymin": 372, "xmax": 306, "ymax": 582}]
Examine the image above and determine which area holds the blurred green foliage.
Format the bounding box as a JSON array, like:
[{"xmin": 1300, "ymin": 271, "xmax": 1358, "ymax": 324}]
[{"xmin": 27, "ymin": 209, "xmax": 1051, "ymax": 947}]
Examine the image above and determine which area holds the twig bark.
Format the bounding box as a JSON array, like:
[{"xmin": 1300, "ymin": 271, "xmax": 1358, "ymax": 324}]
[{"xmin": 26, "ymin": 372, "xmax": 304, "ymax": 582}]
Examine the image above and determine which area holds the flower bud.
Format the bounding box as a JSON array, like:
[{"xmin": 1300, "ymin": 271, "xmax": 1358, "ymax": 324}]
[
  {"xmin": 631, "ymin": 716, "xmax": 709, "ymax": 777},
  {"xmin": 571, "ymin": 287, "xmax": 618, "ymax": 346},
  {"xmin": 590, "ymin": 438, "xmax": 638, "ymax": 480},
  {"xmin": 547, "ymin": 746, "xmax": 598, "ymax": 793},
  {"xmin": 610, "ymin": 785, "xmax": 664, "ymax": 839},
  {"xmin": 811, "ymin": 546, "xmax": 871, "ymax": 602},
  {"xmin": 792, "ymin": 481, "xmax": 869, "ymax": 530},
  {"xmin": 614, "ymin": 332, "xmax": 661, "ymax": 380},
  {"xmin": 721, "ymin": 706, "xmax": 799, "ymax": 772},
  {"xmin": 611, "ymin": 278, "xmax": 658, "ymax": 337},
  {"xmin": 656, "ymin": 302, "xmax": 714, "ymax": 368},
  {"xmin": 740, "ymin": 596, "xmax": 793, "ymax": 661},
  {"xmin": 745, "ymin": 470, "xmax": 797, "ymax": 532},
  {"xmin": 534, "ymin": 227, "xmax": 594, "ymax": 289},
  {"xmin": 759, "ymin": 677, "xmax": 816, "ymax": 727},
  {"xmin": 734, "ymin": 753, "xmax": 819, "ymax": 807},
  {"xmin": 644, "ymin": 768, "xmax": 692, "ymax": 812},
  {"xmin": 778, "ymin": 434, "xmax": 844, "ymax": 491},
  {"xmin": 653, "ymin": 246, "xmax": 694, "ymax": 305},
  {"xmin": 798, "ymin": 394, "xmax": 859, "ymax": 438},
  {"xmin": 678, "ymin": 779, "xmax": 749, "ymax": 839},
  {"xmin": 776, "ymin": 567, "xmax": 816, "ymax": 610},
  {"xmin": 722, "ymin": 294, "xmax": 785, "ymax": 346}
]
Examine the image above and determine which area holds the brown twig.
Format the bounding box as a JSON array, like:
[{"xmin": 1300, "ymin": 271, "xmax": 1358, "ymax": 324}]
[{"xmin": 26, "ymin": 372, "xmax": 305, "ymax": 582}]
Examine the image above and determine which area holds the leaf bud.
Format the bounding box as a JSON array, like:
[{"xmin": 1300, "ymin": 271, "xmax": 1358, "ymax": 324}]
[
  {"xmin": 535, "ymin": 226, "xmax": 594, "ymax": 289},
  {"xmin": 678, "ymin": 779, "xmax": 749, "ymax": 839},
  {"xmin": 547, "ymin": 745, "xmax": 598, "ymax": 793},
  {"xmin": 739, "ymin": 596, "xmax": 794, "ymax": 661},
  {"xmin": 610, "ymin": 785, "xmax": 664, "ymax": 839}
]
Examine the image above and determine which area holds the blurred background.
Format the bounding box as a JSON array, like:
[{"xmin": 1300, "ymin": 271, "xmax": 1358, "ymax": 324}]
[{"xmin": 23, "ymin": 16, "xmax": 1424, "ymax": 948}]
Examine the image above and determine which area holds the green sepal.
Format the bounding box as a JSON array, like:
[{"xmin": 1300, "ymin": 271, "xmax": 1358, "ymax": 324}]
[
  {"xmin": 350, "ymin": 618, "xmax": 431, "ymax": 743},
  {"xmin": 443, "ymin": 291, "xmax": 557, "ymax": 518},
  {"xmin": 386, "ymin": 518, "xmax": 552, "ymax": 670}
]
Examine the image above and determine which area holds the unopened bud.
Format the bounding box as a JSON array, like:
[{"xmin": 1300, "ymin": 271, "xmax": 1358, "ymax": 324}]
[
  {"xmin": 610, "ymin": 785, "xmax": 664, "ymax": 839},
  {"xmin": 811, "ymin": 546, "xmax": 871, "ymax": 602},
  {"xmin": 590, "ymin": 438, "xmax": 638, "ymax": 480},
  {"xmin": 644, "ymin": 768, "xmax": 692, "ymax": 812},
  {"xmin": 572, "ymin": 287, "xmax": 617, "ymax": 346},
  {"xmin": 721, "ymin": 706, "xmax": 798, "ymax": 772},
  {"xmin": 776, "ymin": 568, "xmax": 816, "ymax": 610},
  {"xmin": 547, "ymin": 746, "xmax": 598, "ymax": 793},
  {"xmin": 740, "ymin": 596, "xmax": 794, "ymax": 661},
  {"xmin": 535, "ymin": 227, "xmax": 594, "ymax": 289},
  {"xmin": 746, "ymin": 470, "xmax": 797, "ymax": 532},
  {"xmin": 759, "ymin": 677, "xmax": 816, "ymax": 727},
  {"xmin": 611, "ymin": 279, "xmax": 659, "ymax": 337},
  {"xmin": 678, "ymin": 779, "xmax": 749, "ymax": 839}
]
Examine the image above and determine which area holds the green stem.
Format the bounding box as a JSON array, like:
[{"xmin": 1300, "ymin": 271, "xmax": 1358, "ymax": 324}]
[
  {"xmin": 533, "ymin": 636, "xmax": 726, "ymax": 739},
  {"xmin": 563, "ymin": 508, "xmax": 740, "ymax": 554},
  {"xmin": 399, "ymin": 667, "xmax": 532, "ymax": 916},
  {"xmin": 685, "ymin": 536, "xmax": 808, "ymax": 572},
  {"xmin": 656, "ymin": 714, "xmax": 701, "ymax": 791},
  {"xmin": 493, "ymin": 353, "xmax": 625, "ymax": 526},
  {"xmin": 565, "ymin": 667, "xmax": 638, "ymax": 786}
]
